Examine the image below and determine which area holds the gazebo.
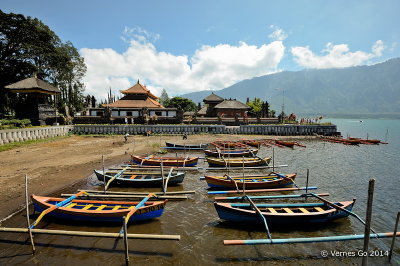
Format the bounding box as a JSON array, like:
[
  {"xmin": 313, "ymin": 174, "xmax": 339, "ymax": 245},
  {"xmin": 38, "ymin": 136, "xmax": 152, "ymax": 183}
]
[{"xmin": 5, "ymin": 77, "xmax": 61, "ymax": 125}]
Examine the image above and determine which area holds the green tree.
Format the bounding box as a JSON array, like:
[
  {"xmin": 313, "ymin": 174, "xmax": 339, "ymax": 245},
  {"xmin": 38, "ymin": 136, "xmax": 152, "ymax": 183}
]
[
  {"xmin": 159, "ymin": 89, "xmax": 169, "ymax": 106},
  {"xmin": 166, "ymin": 97, "xmax": 197, "ymax": 112},
  {"xmin": 0, "ymin": 10, "xmax": 86, "ymax": 116},
  {"xmin": 247, "ymin": 97, "xmax": 263, "ymax": 116}
]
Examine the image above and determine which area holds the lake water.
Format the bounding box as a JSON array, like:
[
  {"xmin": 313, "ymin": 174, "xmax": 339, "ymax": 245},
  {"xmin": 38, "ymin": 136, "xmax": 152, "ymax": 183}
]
[{"xmin": 0, "ymin": 118, "xmax": 399, "ymax": 265}]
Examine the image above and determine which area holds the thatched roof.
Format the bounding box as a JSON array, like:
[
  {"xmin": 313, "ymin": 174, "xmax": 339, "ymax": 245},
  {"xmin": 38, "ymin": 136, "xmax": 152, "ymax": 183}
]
[
  {"xmin": 214, "ymin": 99, "xmax": 250, "ymax": 110},
  {"xmin": 203, "ymin": 92, "xmax": 224, "ymax": 103},
  {"xmin": 5, "ymin": 77, "xmax": 61, "ymax": 95}
]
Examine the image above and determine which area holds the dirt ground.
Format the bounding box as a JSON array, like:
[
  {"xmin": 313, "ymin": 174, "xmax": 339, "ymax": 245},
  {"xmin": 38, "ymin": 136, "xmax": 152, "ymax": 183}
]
[{"xmin": 0, "ymin": 133, "xmax": 312, "ymax": 221}]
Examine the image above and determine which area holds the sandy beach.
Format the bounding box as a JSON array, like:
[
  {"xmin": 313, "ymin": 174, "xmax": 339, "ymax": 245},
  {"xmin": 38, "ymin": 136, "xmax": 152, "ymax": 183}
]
[{"xmin": 0, "ymin": 134, "xmax": 312, "ymax": 220}]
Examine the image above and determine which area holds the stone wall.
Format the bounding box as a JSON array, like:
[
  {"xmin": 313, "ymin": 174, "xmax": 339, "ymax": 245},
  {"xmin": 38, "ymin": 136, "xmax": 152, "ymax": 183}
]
[
  {"xmin": 0, "ymin": 124, "xmax": 339, "ymax": 145},
  {"xmin": 0, "ymin": 126, "xmax": 73, "ymax": 145},
  {"xmin": 73, "ymin": 124, "xmax": 338, "ymax": 136}
]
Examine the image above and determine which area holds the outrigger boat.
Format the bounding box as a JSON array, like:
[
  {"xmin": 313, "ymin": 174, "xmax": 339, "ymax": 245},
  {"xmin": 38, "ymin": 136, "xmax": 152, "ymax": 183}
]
[
  {"xmin": 31, "ymin": 195, "xmax": 166, "ymax": 223},
  {"xmin": 94, "ymin": 169, "xmax": 185, "ymax": 187},
  {"xmin": 131, "ymin": 155, "xmax": 199, "ymax": 167},
  {"xmin": 240, "ymin": 139, "xmax": 265, "ymax": 147},
  {"xmin": 275, "ymin": 140, "xmax": 295, "ymax": 148},
  {"xmin": 210, "ymin": 140, "xmax": 252, "ymax": 149},
  {"xmin": 206, "ymin": 156, "xmax": 271, "ymax": 167},
  {"xmin": 204, "ymin": 173, "xmax": 297, "ymax": 190},
  {"xmin": 165, "ymin": 142, "xmax": 208, "ymax": 150},
  {"xmin": 214, "ymin": 199, "xmax": 356, "ymax": 224},
  {"xmin": 203, "ymin": 148, "xmax": 258, "ymax": 157}
]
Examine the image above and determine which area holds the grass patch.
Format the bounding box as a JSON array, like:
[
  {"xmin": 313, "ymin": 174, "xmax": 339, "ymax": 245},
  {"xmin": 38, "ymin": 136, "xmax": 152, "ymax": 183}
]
[{"xmin": 0, "ymin": 135, "xmax": 71, "ymax": 152}]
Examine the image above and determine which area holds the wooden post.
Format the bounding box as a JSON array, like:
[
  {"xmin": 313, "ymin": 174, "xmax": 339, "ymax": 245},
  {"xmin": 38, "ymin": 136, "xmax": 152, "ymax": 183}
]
[
  {"xmin": 102, "ymin": 155, "xmax": 106, "ymax": 194},
  {"xmin": 389, "ymin": 211, "xmax": 400, "ymax": 261},
  {"xmin": 122, "ymin": 217, "xmax": 129, "ymax": 264},
  {"xmin": 305, "ymin": 169, "xmax": 309, "ymax": 194},
  {"xmin": 362, "ymin": 179, "xmax": 375, "ymax": 266},
  {"xmin": 24, "ymin": 174, "xmax": 35, "ymax": 253},
  {"xmin": 272, "ymin": 147, "xmax": 275, "ymax": 172},
  {"xmin": 242, "ymin": 156, "xmax": 245, "ymax": 196},
  {"xmin": 160, "ymin": 160, "xmax": 165, "ymax": 194}
]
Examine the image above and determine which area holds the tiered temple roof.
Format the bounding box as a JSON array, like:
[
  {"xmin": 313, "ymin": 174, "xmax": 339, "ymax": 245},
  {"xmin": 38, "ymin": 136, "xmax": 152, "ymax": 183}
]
[{"xmin": 104, "ymin": 80, "xmax": 163, "ymax": 108}]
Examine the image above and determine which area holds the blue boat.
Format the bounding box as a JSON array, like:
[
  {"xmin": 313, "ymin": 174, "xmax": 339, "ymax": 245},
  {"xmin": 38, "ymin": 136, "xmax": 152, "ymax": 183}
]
[
  {"xmin": 214, "ymin": 200, "xmax": 355, "ymax": 224},
  {"xmin": 32, "ymin": 195, "xmax": 166, "ymax": 223}
]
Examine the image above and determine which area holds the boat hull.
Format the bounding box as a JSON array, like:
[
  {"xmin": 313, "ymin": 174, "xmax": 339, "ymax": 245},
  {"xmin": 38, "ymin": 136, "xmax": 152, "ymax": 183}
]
[
  {"xmin": 94, "ymin": 170, "xmax": 185, "ymax": 187},
  {"xmin": 204, "ymin": 149, "xmax": 258, "ymax": 157},
  {"xmin": 204, "ymin": 174, "xmax": 296, "ymax": 190},
  {"xmin": 131, "ymin": 155, "xmax": 198, "ymax": 167},
  {"xmin": 214, "ymin": 201, "xmax": 355, "ymax": 224},
  {"xmin": 206, "ymin": 157, "xmax": 271, "ymax": 167},
  {"xmin": 32, "ymin": 195, "xmax": 166, "ymax": 223},
  {"xmin": 165, "ymin": 142, "xmax": 208, "ymax": 150}
]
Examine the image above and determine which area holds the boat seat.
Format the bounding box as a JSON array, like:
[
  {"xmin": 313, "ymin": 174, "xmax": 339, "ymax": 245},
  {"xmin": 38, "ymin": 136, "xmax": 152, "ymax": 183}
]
[
  {"xmin": 65, "ymin": 203, "xmax": 77, "ymax": 209},
  {"xmin": 298, "ymin": 208, "xmax": 309, "ymax": 213},
  {"xmin": 96, "ymin": 205, "xmax": 107, "ymax": 210},
  {"xmin": 283, "ymin": 208, "xmax": 294, "ymax": 213},
  {"xmin": 130, "ymin": 175, "xmax": 137, "ymax": 179},
  {"xmin": 315, "ymin": 207, "xmax": 325, "ymax": 212},
  {"xmin": 112, "ymin": 205, "xmax": 121, "ymax": 210},
  {"xmin": 82, "ymin": 204, "xmax": 93, "ymax": 210},
  {"xmin": 267, "ymin": 208, "xmax": 277, "ymax": 214}
]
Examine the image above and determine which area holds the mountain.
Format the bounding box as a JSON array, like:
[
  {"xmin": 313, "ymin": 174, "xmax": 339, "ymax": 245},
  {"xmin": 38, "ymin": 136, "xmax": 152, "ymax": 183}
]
[{"xmin": 181, "ymin": 58, "xmax": 400, "ymax": 117}]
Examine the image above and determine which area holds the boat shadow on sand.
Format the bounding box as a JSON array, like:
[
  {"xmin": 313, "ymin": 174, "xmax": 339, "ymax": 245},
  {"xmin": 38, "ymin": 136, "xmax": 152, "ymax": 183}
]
[{"xmin": 210, "ymin": 217, "xmax": 353, "ymax": 234}]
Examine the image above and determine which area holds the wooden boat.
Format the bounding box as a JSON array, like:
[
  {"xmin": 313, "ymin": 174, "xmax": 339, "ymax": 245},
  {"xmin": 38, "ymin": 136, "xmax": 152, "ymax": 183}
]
[
  {"xmin": 275, "ymin": 140, "xmax": 295, "ymax": 148},
  {"xmin": 240, "ymin": 140, "xmax": 263, "ymax": 147},
  {"xmin": 349, "ymin": 137, "xmax": 381, "ymax": 144},
  {"xmin": 206, "ymin": 156, "xmax": 271, "ymax": 167},
  {"xmin": 131, "ymin": 155, "xmax": 199, "ymax": 167},
  {"xmin": 203, "ymin": 148, "xmax": 258, "ymax": 157},
  {"xmin": 210, "ymin": 141, "xmax": 251, "ymax": 149},
  {"xmin": 214, "ymin": 200, "xmax": 355, "ymax": 224},
  {"xmin": 165, "ymin": 142, "xmax": 208, "ymax": 150},
  {"xmin": 31, "ymin": 195, "xmax": 166, "ymax": 223},
  {"xmin": 94, "ymin": 169, "xmax": 185, "ymax": 187},
  {"xmin": 321, "ymin": 136, "xmax": 361, "ymax": 145},
  {"xmin": 204, "ymin": 173, "xmax": 297, "ymax": 190}
]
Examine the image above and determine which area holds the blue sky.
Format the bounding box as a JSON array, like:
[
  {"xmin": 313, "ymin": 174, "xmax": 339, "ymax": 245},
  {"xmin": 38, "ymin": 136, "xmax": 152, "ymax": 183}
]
[{"xmin": 2, "ymin": 0, "xmax": 399, "ymax": 99}]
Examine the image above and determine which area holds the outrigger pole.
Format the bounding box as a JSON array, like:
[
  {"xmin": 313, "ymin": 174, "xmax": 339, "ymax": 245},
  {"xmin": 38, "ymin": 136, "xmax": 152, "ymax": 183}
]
[
  {"xmin": 208, "ymin": 186, "xmax": 318, "ymax": 195},
  {"xmin": 30, "ymin": 191, "xmax": 89, "ymax": 229},
  {"xmin": 224, "ymin": 232, "xmax": 400, "ymax": 245}
]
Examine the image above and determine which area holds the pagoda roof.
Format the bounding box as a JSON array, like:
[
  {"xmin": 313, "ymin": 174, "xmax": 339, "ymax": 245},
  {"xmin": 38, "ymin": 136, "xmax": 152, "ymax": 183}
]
[
  {"xmin": 120, "ymin": 80, "xmax": 158, "ymax": 100},
  {"xmin": 214, "ymin": 99, "xmax": 250, "ymax": 110},
  {"xmin": 203, "ymin": 92, "xmax": 224, "ymax": 103},
  {"xmin": 103, "ymin": 97, "xmax": 164, "ymax": 108},
  {"xmin": 196, "ymin": 106, "xmax": 207, "ymax": 115},
  {"xmin": 5, "ymin": 77, "xmax": 61, "ymax": 95}
]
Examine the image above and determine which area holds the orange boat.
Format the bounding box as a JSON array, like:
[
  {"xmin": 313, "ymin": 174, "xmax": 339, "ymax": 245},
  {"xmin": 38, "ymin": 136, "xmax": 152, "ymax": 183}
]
[{"xmin": 275, "ymin": 140, "xmax": 295, "ymax": 148}]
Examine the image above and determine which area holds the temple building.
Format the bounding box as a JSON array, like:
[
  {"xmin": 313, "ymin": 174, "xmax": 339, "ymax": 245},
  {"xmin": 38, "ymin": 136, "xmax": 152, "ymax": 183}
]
[
  {"xmin": 5, "ymin": 77, "xmax": 60, "ymax": 125},
  {"xmin": 197, "ymin": 92, "xmax": 250, "ymax": 118},
  {"xmin": 89, "ymin": 80, "xmax": 176, "ymax": 119}
]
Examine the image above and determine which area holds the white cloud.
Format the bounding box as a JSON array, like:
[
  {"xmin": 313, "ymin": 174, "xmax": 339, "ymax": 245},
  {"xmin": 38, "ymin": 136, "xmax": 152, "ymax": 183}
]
[
  {"xmin": 268, "ymin": 25, "xmax": 288, "ymax": 41},
  {"xmin": 81, "ymin": 28, "xmax": 285, "ymax": 100},
  {"xmin": 291, "ymin": 40, "xmax": 385, "ymax": 69}
]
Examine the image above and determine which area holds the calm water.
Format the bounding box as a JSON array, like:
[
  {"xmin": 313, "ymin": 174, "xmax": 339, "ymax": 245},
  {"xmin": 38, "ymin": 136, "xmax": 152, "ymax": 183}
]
[{"xmin": 0, "ymin": 119, "xmax": 399, "ymax": 265}]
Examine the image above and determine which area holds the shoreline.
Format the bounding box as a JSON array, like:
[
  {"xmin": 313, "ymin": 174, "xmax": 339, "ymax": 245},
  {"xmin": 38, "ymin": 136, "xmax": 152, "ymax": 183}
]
[{"xmin": 0, "ymin": 134, "xmax": 315, "ymax": 220}]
